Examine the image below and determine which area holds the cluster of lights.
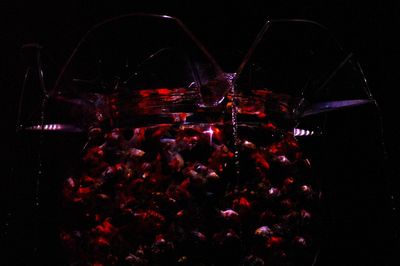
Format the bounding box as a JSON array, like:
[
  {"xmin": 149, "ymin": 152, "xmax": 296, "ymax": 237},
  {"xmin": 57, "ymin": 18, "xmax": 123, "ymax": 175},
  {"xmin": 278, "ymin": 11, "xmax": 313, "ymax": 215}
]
[
  {"xmin": 29, "ymin": 124, "xmax": 63, "ymax": 130},
  {"xmin": 26, "ymin": 124, "xmax": 82, "ymax": 132},
  {"xmin": 293, "ymin": 128, "xmax": 315, "ymax": 137}
]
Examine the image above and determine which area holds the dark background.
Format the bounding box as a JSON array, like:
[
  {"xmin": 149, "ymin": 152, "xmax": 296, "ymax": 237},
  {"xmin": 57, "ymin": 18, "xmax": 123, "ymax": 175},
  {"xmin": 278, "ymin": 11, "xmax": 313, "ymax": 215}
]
[{"xmin": 1, "ymin": 1, "xmax": 400, "ymax": 265}]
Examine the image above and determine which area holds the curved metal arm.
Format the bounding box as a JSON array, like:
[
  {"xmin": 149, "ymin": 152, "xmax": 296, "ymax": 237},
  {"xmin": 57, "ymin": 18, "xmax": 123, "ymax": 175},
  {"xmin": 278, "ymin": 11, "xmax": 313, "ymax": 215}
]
[
  {"xmin": 235, "ymin": 19, "xmax": 345, "ymax": 79},
  {"xmin": 53, "ymin": 13, "xmax": 223, "ymax": 93}
]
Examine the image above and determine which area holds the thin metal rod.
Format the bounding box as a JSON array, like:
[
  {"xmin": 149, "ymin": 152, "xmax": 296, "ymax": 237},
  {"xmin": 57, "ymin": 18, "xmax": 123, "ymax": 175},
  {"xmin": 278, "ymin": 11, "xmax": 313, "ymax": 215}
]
[{"xmin": 314, "ymin": 53, "xmax": 353, "ymax": 95}]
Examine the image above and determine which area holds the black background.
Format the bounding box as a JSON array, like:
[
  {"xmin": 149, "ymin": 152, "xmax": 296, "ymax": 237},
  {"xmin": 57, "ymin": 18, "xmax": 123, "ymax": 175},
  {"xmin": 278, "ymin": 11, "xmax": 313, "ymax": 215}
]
[{"xmin": 1, "ymin": 1, "xmax": 400, "ymax": 265}]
